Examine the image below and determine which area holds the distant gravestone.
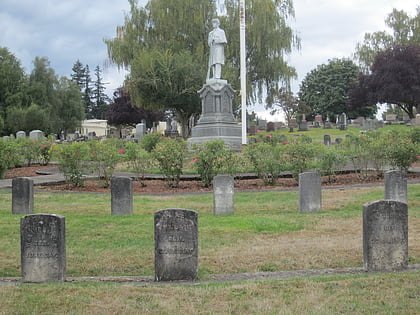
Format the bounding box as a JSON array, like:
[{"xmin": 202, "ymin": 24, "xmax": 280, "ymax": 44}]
[
  {"xmin": 363, "ymin": 200, "xmax": 408, "ymax": 271},
  {"xmin": 29, "ymin": 130, "xmax": 44, "ymax": 141},
  {"xmin": 21, "ymin": 214, "xmax": 66, "ymax": 282},
  {"xmin": 323, "ymin": 116, "xmax": 332, "ymax": 129},
  {"xmin": 299, "ymin": 172, "xmax": 321, "ymax": 213},
  {"xmin": 266, "ymin": 121, "xmax": 275, "ymax": 132},
  {"xmin": 338, "ymin": 113, "xmax": 347, "ymax": 130},
  {"xmin": 16, "ymin": 131, "xmax": 26, "ymax": 139},
  {"xmin": 111, "ymin": 177, "xmax": 133, "ymax": 215},
  {"xmin": 249, "ymin": 125, "xmax": 257, "ymax": 136},
  {"xmin": 135, "ymin": 123, "xmax": 146, "ymax": 140},
  {"xmin": 12, "ymin": 177, "xmax": 34, "ymax": 215},
  {"xmin": 335, "ymin": 138, "xmax": 342, "ymax": 144},
  {"xmin": 385, "ymin": 171, "xmax": 407, "ymax": 204},
  {"xmin": 2, "ymin": 136, "xmax": 9, "ymax": 141},
  {"xmin": 386, "ymin": 114, "xmax": 397, "ymax": 122},
  {"xmin": 213, "ymin": 175, "xmax": 234, "ymax": 215},
  {"xmin": 154, "ymin": 208, "xmax": 198, "ymax": 281},
  {"xmin": 415, "ymin": 114, "xmax": 420, "ymax": 126},
  {"xmin": 323, "ymin": 135, "xmax": 331, "ymax": 146}
]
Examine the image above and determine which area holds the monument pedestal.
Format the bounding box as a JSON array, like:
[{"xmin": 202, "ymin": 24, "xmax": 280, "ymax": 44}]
[{"xmin": 188, "ymin": 80, "xmax": 242, "ymax": 150}]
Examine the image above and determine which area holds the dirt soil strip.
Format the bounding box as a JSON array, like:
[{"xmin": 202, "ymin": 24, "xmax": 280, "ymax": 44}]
[{"xmin": 1, "ymin": 264, "xmax": 419, "ymax": 287}]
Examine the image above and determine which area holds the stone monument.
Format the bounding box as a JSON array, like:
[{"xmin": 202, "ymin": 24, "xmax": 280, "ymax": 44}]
[
  {"xmin": 154, "ymin": 208, "xmax": 198, "ymax": 281},
  {"xmin": 188, "ymin": 18, "xmax": 242, "ymax": 150},
  {"xmin": 21, "ymin": 214, "xmax": 66, "ymax": 282}
]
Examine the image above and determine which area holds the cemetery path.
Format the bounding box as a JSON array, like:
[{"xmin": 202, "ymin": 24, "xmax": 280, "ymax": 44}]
[{"xmin": 1, "ymin": 264, "xmax": 419, "ymax": 286}]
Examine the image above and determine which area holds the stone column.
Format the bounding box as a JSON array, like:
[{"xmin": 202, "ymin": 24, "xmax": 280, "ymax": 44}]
[
  {"xmin": 213, "ymin": 175, "xmax": 234, "ymax": 215},
  {"xmin": 299, "ymin": 172, "xmax": 321, "ymax": 213},
  {"xmin": 154, "ymin": 208, "xmax": 198, "ymax": 281},
  {"xmin": 21, "ymin": 214, "xmax": 66, "ymax": 282},
  {"xmin": 111, "ymin": 177, "xmax": 133, "ymax": 215},
  {"xmin": 12, "ymin": 177, "xmax": 34, "ymax": 214},
  {"xmin": 385, "ymin": 170, "xmax": 407, "ymax": 203},
  {"xmin": 363, "ymin": 200, "xmax": 408, "ymax": 271}
]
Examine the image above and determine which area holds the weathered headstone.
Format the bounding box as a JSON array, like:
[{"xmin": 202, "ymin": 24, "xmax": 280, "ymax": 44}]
[
  {"xmin": 299, "ymin": 172, "xmax": 321, "ymax": 213},
  {"xmin": 323, "ymin": 116, "xmax": 332, "ymax": 129},
  {"xmin": 335, "ymin": 138, "xmax": 342, "ymax": 144},
  {"xmin": 12, "ymin": 177, "xmax": 34, "ymax": 214},
  {"xmin": 111, "ymin": 177, "xmax": 133, "ymax": 215},
  {"xmin": 135, "ymin": 123, "xmax": 146, "ymax": 140},
  {"xmin": 21, "ymin": 214, "xmax": 66, "ymax": 282},
  {"xmin": 266, "ymin": 121, "xmax": 275, "ymax": 132},
  {"xmin": 29, "ymin": 130, "xmax": 44, "ymax": 141},
  {"xmin": 213, "ymin": 175, "xmax": 234, "ymax": 215},
  {"xmin": 385, "ymin": 170, "xmax": 407, "ymax": 204},
  {"xmin": 154, "ymin": 208, "xmax": 198, "ymax": 281},
  {"xmin": 363, "ymin": 200, "xmax": 408, "ymax": 271},
  {"xmin": 415, "ymin": 114, "xmax": 420, "ymax": 126},
  {"xmin": 16, "ymin": 131, "xmax": 26, "ymax": 139},
  {"xmin": 386, "ymin": 114, "xmax": 397, "ymax": 122},
  {"xmin": 323, "ymin": 135, "xmax": 331, "ymax": 146},
  {"xmin": 2, "ymin": 136, "xmax": 9, "ymax": 141}
]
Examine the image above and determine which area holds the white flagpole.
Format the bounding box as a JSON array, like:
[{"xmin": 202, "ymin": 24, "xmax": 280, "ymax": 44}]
[{"xmin": 239, "ymin": 0, "xmax": 247, "ymax": 146}]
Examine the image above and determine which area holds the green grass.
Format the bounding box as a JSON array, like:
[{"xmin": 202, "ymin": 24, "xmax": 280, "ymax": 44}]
[
  {"xmin": 0, "ymin": 272, "xmax": 418, "ymax": 314},
  {"xmin": 0, "ymin": 182, "xmax": 419, "ymax": 314},
  {"xmin": 1, "ymin": 184, "xmax": 419, "ymax": 278}
]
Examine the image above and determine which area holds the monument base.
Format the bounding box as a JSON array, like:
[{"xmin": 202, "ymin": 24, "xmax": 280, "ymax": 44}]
[{"xmin": 188, "ymin": 80, "xmax": 243, "ymax": 151}]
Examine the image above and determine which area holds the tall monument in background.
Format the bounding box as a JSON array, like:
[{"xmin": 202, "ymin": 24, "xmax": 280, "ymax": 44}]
[{"xmin": 188, "ymin": 18, "xmax": 242, "ymax": 150}]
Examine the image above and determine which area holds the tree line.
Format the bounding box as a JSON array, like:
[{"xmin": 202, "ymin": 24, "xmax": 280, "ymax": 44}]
[{"xmin": 0, "ymin": 50, "xmax": 110, "ymax": 138}]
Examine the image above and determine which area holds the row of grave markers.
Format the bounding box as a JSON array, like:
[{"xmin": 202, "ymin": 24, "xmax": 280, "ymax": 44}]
[
  {"xmin": 12, "ymin": 170, "xmax": 409, "ymax": 282},
  {"xmin": 12, "ymin": 170, "xmax": 407, "ymax": 216}
]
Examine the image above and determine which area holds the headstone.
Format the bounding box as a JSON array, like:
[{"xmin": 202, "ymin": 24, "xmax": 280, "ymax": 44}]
[
  {"xmin": 362, "ymin": 119, "xmax": 374, "ymax": 131},
  {"xmin": 135, "ymin": 123, "xmax": 146, "ymax": 140},
  {"xmin": 363, "ymin": 200, "xmax": 408, "ymax": 271},
  {"xmin": 257, "ymin": 119, "xmax": 267, "ymax": 131},
  {"xmin": 335, "ymin": 138, "xmax": 342, "ymax": 144},
  {"xmin": 323, "ymin": 116, "xmax": 332, "ymax": 129},
  {"xmin": 111, "ymin": 177, "xmax": 133, "ymax": 215},
  {"xmin": 385, "ymin": 171, "xmax": 407, "ymax": 204},
  {"xmin": 299, "ymin": 172, "xmax": 321, "ymax": 213},
  {"xmin": 16, "ymin": 131, "xmax": 26, "ymax": 139},
  {"xmin": 323, "ymin": 135, "xmax": 331, "ymax": 146},
  {"xmin": 12, "ymin": 177, "xmax": 34, "ymax": 215},
  {"xmin": 154, "ymin": 208, "xmax": 198, "ymax": 281},
  {"xmin": 29, "ymin": 130, "xmax": 44, "ymax": 141},
  {"xmin": 21, "ymin": 214, "xmax": 66, "ymax": 282},
  {"xmin": 415, "ymin": 114, "xmax": 420, "ymax": 126},
  {"xmin": 338, "ymin": 113, "xmax": 347, "ymax": 130},
  {"xmin": 2, "ymin": 136, "xmax": 9, "ymax": 141},
  {"xmin": 386, "ymin": 114, "xmax": 397, "ymax": 122},
  {"xmin": 249, "ymin": 125, "xmax": 257, "ymax": 136},
  {"xmin": 213, "ymin": 175, "xmax": 234, "ymax": 215},
  {"xmin": 288, "ymin": 118, "xmax": 298, "ymax": 128},
  {"xmin": 298, "ymin": 116, "xmax": 308, "ymax": 131},
  {"xmin": 266, "ymin": 121, "xmax": 275, "ymax": 132}
]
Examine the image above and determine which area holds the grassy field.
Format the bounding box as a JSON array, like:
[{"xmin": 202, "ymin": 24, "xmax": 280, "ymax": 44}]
[{"xmin": 0, "ymin": 183, "xmax": 419, "ymax": 313}]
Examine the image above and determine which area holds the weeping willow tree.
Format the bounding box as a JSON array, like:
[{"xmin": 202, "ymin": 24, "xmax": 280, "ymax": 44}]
[{"xmin": 105, "ymin": 0, "xmax": 300, "ymax": 137}]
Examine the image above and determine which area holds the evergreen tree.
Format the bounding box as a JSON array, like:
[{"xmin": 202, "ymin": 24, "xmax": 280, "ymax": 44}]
[
  {"xmin": 83, "ymin": 65, "xmax": 94, "ymax": 118},
  {"xmin": 91, "ymin": 65, "xmax": 110, "ymax": 119}
]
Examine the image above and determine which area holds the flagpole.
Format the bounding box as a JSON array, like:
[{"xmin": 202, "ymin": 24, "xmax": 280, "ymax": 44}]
[{"xmin": 239, "ymin": 0, "xmax": 247, "ymax": 146}]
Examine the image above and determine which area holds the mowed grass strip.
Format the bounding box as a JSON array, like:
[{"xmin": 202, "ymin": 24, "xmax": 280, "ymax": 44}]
[
  {"xmin": 0, "ymin": 272, "xmax": 418, "ymax": 314},
  {"xmin": 0, "ymin": 184, "xmax": 419, "ymax": 278}
]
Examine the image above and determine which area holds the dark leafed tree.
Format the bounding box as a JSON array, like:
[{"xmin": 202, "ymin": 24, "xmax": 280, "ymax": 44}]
[
  {"xmin": 83, "ymin": 65, "xmax": 94, "ymax": 119},
  {"xmin": 299, "ymin": 58, "xmax": 373, "ymax": 119},
  {"xmin": 71, "ymin": 59, "xmax": 86, "ymax": 91},
  {"xmin": 354, "ymin": 7, "xmax": 420, "ymax": 72},
  {"xmin": 106, "ymin": 87, "xmax": 164, "ymax": 130},
  {"xmin": 105, "ymin": 0, "xmax": 300, "ymax": 137},
  {"xmin": 348, "ymin": 45, "xmax": 420, "ymax": 119},
  {"xmin": 91, "ymin": 66, "xmax": 110, "ymax": 119}
]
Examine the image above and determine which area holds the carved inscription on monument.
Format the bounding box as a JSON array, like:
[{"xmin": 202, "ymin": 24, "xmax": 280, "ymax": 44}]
[
  {"xmin": 363, "ymin": 200, "xmax": 408, "ymax": 271},
  {"xmin": 21, "ymin": 214, "xmax": 66, "ymax": 282},
  {"xmin": 154, "ymin": 209, "xmax": 198, "ymax": 281}
]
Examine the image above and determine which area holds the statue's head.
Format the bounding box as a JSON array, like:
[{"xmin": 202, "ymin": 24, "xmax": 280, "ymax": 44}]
[{"xmin": 211, "ymin": 18, "xmax": 220, "ymax": 28}]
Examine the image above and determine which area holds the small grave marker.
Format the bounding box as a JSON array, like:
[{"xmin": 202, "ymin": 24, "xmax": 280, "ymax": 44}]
[{"xmin": 213, "ymin": 175, "xmax": 234, "ymax": 215}]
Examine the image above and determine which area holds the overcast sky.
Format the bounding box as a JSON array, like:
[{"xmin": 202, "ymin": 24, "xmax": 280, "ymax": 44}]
[{"xmin": 1, "ymin": 0, "xmax": 418, "ymax": 121}]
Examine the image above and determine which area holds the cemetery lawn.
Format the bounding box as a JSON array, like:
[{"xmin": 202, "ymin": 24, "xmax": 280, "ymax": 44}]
[
  {"xmin": 0, "ymin": 184, "xmax": 419, "ymax": 313},
  {"xmin": 0, "ymin": 271, "xmax": 419, "ymax": 314},
  {"xmin": 0, "ymin": 185, "xmax": 419, "ymax": 277}
]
